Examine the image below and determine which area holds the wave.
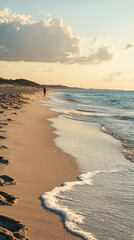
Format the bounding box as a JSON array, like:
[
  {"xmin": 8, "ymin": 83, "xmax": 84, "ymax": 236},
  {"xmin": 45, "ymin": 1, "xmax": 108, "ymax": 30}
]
[
  {"xmin": 42, "ymin": 93, "xmax": 134, "ymax": 164},
  {"xmin": 63, "ymin": 112, "xmax": 96, "ymax": 123},
  {"xmin": 42, "ymin": 169, "xmax": 118, "ymax": 240},
  {"xmin": 101, "ymin": 125, "xmax": 134, "ymax": 162},
  {"xmin": 111, "ymin": 115, "xmax": 134, "ymax": 121},
  {"xmin": 76, "ymin": 109, "xmax": 95, "ymax": 113}
]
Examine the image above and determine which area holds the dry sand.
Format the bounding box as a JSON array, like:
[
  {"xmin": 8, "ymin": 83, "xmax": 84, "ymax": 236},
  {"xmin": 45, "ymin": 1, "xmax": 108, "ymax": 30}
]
[{"xmin": 0, "ymin": 88, "xmax": 81, "ymax": 239}]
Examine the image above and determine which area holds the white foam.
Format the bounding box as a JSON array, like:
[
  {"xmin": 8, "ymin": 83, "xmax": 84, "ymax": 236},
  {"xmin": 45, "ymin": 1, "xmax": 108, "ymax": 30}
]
[
  {"xmin": 49, "ymin": 114, "xmax": 128, "ymax": 173},
  {"xmin": 42, "ymin": 169, "xmax": 118, "ymax": 240},
  {"xmin": 42, "ymin": 92, "xmax": 131, "ymax": 239}
]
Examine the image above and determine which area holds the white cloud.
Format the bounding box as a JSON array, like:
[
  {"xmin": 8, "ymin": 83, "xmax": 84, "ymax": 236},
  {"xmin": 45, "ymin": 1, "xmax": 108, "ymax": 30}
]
[
  {"xmin": 0, "ymin": 8, "xmax": 113, "ymax": 64},
  {"xmin": 0, "ymin": 8, "xmax": 10, "ymax": 23},
  {"xmin": 0, "ymin": 8, "xmax": 31, "ymax": 24},
  {"xmin": 60, "ymin": 46, "xmax": 112, "ymax": 64},
  {"xmin": 76, "ymin": 46, "xmax": 112, "ymax": 64},
  {"xmin": 10, "ymin": 12, "xmax": 31, "ymax": 24}
]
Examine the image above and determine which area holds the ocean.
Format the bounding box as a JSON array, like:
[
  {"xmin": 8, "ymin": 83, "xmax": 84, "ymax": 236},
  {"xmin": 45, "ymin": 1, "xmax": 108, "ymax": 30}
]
[{"xmin": 42, "ymin": 90, "xmax": 134, "ymax": 240}]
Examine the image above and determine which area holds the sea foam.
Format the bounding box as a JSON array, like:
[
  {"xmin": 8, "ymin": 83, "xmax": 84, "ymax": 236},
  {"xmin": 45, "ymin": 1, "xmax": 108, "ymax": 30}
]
[
  {"xmin": 42, "ymin": 169, "xmax": 118, "ymax": 240},
  {"xmin": 41, "ymin": 90, "xmax": 134, "ymax": 240}
]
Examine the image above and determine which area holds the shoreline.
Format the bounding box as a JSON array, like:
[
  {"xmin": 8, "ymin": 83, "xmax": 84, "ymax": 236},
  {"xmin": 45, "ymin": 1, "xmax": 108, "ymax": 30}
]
[
  {"xmin": 43, "ymin": 90, "xmax": 134, "ymax": 240},
  {"xmin": 0, "ymin": 89, "xmax": 81, "ymax": 239}
]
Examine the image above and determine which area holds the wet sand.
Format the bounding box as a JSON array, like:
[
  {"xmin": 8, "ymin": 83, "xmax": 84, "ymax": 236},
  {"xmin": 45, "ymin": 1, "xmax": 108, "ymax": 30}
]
[{"xmin": 0, "ymin": 87, "xmax": 80, "ymax": 239}]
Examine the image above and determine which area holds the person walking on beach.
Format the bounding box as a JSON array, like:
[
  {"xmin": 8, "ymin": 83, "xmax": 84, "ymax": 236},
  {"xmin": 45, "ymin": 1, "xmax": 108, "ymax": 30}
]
[{"xmin": 43, "ymin": 86, "xmax": 46, "ymax": 96}]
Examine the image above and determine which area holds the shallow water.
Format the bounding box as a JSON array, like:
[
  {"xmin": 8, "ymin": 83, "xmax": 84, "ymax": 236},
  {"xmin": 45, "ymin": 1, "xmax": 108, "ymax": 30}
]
[{"xmin": 42, "ymin": 90, "xmax": 134, "ymax": 240}]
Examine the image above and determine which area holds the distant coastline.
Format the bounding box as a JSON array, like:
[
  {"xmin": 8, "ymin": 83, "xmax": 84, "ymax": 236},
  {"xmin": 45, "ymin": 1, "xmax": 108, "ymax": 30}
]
[{"xmin": 0, "ymin": 77, "xmax": 127, "ymax": 91}]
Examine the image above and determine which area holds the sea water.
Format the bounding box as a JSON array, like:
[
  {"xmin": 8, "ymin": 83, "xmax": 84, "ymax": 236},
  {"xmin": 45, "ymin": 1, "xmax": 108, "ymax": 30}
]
[{"xmin": 42, "ymin": 90, "xmax": 134, "ymax": 240}]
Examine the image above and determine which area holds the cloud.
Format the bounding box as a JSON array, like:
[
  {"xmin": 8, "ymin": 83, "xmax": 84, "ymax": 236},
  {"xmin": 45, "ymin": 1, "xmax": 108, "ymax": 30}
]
[
  {"xmin": 74, "ymin": 46, "xmax": 112, "ymax": 64},
  {"xmin": 121, "ymin": 43, "xmax": 134, "ymax": 51},
  {"xmin": 0, "ymin": 8, "xmax": 113, "ymax": 64},
  {"xmin": 0, "ymin": 8, "xmax": 31, "ymax": 24},
  {"xmin": 0, "ymin": 8, "xmax": 10, "ymax": 23},
  {"xmin": 103, "ymin": 72, "xmax": 122, "ymax": 82},
  {"xmin": 124, "ymin": 43, "xmax": 134, "ymax": 50}
]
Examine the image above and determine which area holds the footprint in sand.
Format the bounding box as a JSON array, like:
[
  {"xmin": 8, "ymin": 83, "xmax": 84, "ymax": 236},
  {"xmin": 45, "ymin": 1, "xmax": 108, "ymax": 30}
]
[
  {"xmin": 0, "ymin": 130, "xmax": 6, "ymax": 133},
  {"xmin": 0, "ymin": 123, "xmax": 8, "ymax": 126},
  {"xmin": 7, "ymin": 118, "xmax": 12, "ymax": 121},
  {"xmin": 0, "ymin": 157, "xmax": 9, "ymax": 165},
  {"xmin": 0, "ymin": 175, "xmax": 16, "ymax": 186},
  {"xmin": 14, "ymin": 106, "xmax": 20, "ymax": 110},
  {"xmin": 0, "ymin": 112, "xmax": 4, "ymax": 119},
  {"xmin": 0, "ymin": 146, "xmax": 8, "ymax": 149},
  {"xmin": 0, "ymin": 136, "xmax": 6, "ymax": 140},
  {"xmin": 0, "ymin": 192, "xmax": 17, "ymax": 206},
  {"xmin": 0, "ymin": 215, "xmax": 28, "ymax": 239}
]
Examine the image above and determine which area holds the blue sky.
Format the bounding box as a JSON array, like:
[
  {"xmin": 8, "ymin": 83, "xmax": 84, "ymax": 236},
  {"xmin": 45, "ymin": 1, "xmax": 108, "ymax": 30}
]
[
  {"xmin": 0, "ymin": 0, "xmax": 134, "ymax": 89},
  {"xmin": 1, "ymin": 0, "xmax": 134, "ymax": 38}
]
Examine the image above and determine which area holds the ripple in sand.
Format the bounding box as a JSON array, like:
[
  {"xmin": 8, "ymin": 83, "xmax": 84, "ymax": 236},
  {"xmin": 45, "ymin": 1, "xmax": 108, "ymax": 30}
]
[
  {"xmin": 0, "ymin": 215, "xmax": 28, "ymax": 239},
  {"xmin": 0, "ymin": 175, "xmax": 16, "ymax": 186}
]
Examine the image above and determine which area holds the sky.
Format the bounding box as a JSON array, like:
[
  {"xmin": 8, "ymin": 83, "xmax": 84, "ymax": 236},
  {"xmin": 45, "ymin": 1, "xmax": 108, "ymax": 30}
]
[{"xmin": 0, "ymin": 0, "xmax": 134, "ymax": 90}]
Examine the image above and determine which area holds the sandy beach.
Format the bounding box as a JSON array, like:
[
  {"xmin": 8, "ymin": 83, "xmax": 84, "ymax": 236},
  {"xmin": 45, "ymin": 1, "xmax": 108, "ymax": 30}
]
[{"xmin": 0, "ymin": 86, "xmax": 80, "ymax": 239}]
